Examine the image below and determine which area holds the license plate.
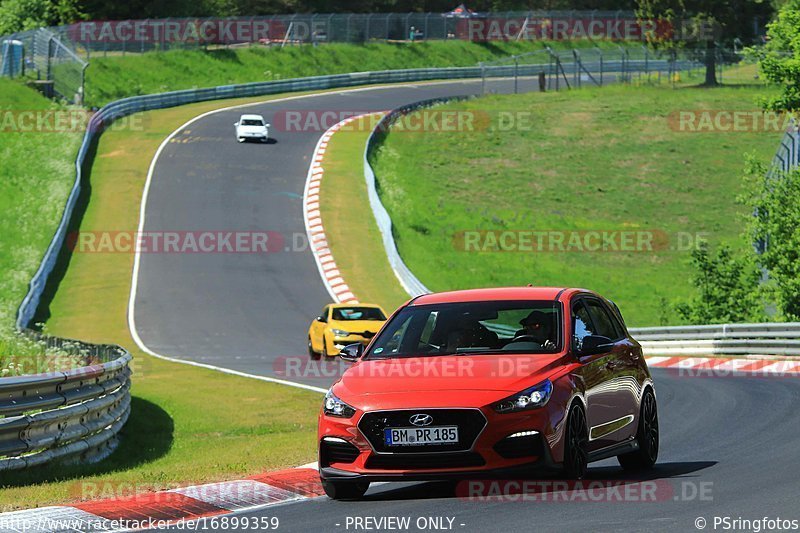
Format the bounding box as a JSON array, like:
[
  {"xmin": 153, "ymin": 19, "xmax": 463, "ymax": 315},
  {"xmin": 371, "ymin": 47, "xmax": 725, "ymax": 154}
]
[{"xmin": 384, "ymin": 426, "xmax": 459, "ymax": 446}]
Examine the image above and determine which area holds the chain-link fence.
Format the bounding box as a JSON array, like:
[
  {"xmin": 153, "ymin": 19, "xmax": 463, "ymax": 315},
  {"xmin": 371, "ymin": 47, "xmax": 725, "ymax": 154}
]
[
  {"xmin": 1, "ymin": 27, "xmax": 87, "ymax": 103},
  {"xmin": 476, "ymin": 45, "xmax": 735, "ymax": 94},
  {"xmin": 0, "ymin": 10, "xmax": 765, "ymax": 57}
]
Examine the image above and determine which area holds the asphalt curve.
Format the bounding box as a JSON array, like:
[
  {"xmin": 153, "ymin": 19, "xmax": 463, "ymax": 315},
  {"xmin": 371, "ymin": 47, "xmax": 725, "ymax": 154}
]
[
  {"xmin": 153, "ymin": 369, "xmax": 800, "ymax": 532},
  {"xmin": 134, "ymin": 78, "xmax": 800, "ymax": 531},
  {"xmin": 132, "ymin": 78, "xmax": 525, "ymax": 387}
]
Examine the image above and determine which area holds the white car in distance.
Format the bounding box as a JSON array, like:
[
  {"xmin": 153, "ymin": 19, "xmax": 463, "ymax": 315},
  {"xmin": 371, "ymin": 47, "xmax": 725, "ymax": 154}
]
[{"xmin": 234, "ymin": 114, "xmax": 270, "ymax": 143}]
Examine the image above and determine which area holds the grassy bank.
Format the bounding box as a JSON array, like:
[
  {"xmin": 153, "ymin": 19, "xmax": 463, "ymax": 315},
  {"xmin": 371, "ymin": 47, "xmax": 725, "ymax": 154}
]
[
  {"xmin": 0, "ymin": 78, "xmax": 82, "ymax": 367},
  {"xmin": 0, "ymin": 94, "xmax": 323, "ymax": 510},
  {"xmin": 371, "ymin": 72, "xmax": 779, "ymax": 326},
  {"xmin": 318, "ymin": 113, "xmax": 409, "ymax": 312},
  {"xmin": 84, "ymin": 40, "xmax": 631, "ymax": 106}
]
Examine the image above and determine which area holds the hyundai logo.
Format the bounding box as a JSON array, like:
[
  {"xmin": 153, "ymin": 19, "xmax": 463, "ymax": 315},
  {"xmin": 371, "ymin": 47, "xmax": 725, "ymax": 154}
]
[{"xmin": 409, "ymin": 413, "xmax": 433, "ymax": 427}]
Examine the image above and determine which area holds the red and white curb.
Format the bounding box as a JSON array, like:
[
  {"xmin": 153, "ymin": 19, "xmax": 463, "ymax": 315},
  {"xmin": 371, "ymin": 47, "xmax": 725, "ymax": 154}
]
[
  {"xmin": 303, "ymin": 115, "xmax": 375, "ymax": 305},
  {"xmin": 0, "ymin": 466, "xmax": 323, "ymax": 532}
]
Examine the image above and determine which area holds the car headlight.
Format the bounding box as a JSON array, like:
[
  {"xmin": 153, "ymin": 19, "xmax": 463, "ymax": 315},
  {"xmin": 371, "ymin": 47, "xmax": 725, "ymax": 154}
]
[
  {"xmin": 493, "ymin": 379, "xmax": 553, "ymax": 414},
  {"xmin": 331, "ymin": 329, "xmax": 349, "ymax": 337},
  {"xmin": 324, "ymin": 390, "xmax": 356, "ymax": 418}
]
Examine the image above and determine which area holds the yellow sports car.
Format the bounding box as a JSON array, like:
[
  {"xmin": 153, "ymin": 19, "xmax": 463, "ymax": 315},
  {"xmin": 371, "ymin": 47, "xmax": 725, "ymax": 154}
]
[{"xmin": 308, "ymin": 303, "xmax": 388, "ymax": 358}]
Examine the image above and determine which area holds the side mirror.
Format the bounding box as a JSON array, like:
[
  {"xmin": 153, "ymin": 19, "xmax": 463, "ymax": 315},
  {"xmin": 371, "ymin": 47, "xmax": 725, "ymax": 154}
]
[
  {"xmin": 339, "ymin": 343, "xmax": 363, "ymax": 362},
  {"xmin": 317, "ymin": 315, "xmax": 327, "ymax": 323},
  {"xmin": 233, "ymin": 122, "xmax": 238, "ymax": 127},
  {"xmin": 265, "ymin": 123, "xmax": 271, "ymax": 128},
  {"xmin": 578, "ymin": 335, "xmax": 614, "ymax": 356}
]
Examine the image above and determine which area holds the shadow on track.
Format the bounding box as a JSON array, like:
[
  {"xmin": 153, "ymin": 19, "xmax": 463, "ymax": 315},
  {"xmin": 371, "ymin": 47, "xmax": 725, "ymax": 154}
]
[{"xmin": 358, "ymin": 461, "xmax": 717, "ymax": 502}]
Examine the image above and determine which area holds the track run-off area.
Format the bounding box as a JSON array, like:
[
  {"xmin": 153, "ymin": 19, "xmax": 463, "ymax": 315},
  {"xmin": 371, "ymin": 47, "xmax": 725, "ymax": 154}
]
[{"xmin": 130, "ymin": 80, "xmax": 800, "ymax": 532}]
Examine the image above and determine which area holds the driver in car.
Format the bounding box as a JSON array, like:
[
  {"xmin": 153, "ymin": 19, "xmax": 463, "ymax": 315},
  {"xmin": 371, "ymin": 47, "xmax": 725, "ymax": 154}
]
[{"xmin": 515, "ymin": 311, "xmax": 557, "ymax": 350}]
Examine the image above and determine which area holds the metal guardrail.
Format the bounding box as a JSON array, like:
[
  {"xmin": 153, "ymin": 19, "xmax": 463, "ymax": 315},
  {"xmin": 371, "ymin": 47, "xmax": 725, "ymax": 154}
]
[
  {"xmin": 363, "ymin": 96, "xmax": 464, "ymax": 298},
  {"xmin": 0, "ymin": 333, "xmax": 132, "ymax": 471},
  {"xmin": 767, "ymin": 122, "xmax": 800, "ymax": 179},
  {"xmin": 629, "ymin": 323, "xmax": 800, "ymax": 356}
]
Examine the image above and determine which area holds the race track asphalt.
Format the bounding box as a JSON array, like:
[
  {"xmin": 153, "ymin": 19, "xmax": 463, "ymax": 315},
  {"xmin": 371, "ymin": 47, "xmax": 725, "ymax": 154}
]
[
  {"xmin": 151, "ymin": 368, "xmax": 800, "ymax": 532},
  {"xmin": 134, "ymin": 77, "xmax": 800, "ymax": 532},
  {"xmin": 133, "ymin": 78, "xmax": 524, "ymax": 387}
]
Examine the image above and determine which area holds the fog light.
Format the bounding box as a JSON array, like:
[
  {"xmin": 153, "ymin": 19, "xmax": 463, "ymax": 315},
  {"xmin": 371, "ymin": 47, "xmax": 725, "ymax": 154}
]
[{"xmin": 508, "ymin": 430, "xmax": 540, "ymax": 438}]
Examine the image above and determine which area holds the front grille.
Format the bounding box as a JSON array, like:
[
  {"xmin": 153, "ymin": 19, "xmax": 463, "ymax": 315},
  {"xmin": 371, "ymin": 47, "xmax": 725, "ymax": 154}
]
[
  {"xmin": 366, "ymin": 452, "xmax": 485, "ymax": 470},
  {"xmin": 358, "ymin": 409, "xmax": 486, "ymax": 453},
  {"xmin": 320, "ymin": 439, "xmax": 360, "ymax": 467},
  {"xmin": 493, "ymin": 433, "xmax": 545, "ymax": 459}
]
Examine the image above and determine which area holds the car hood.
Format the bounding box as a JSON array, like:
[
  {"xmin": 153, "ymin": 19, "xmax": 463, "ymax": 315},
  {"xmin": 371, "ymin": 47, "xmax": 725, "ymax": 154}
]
[
  {"xmin": 329, "ymin": 319, "xmax": 384, "ymax": 333},
  {"xmin": 336, "ymin": 353, "xmax": 563, "ymax": 399}
]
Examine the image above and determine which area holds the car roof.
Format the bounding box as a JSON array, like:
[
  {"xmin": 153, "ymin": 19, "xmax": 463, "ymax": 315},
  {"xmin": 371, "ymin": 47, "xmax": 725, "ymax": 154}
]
[
  {"xmin": 239, "ymin": 114, "xmax": 265, "ymax": 120},
  {"xmin": 330, "ymin": 303, "xmax": 383, "ymax": 309},
  {"xmin": 411, "ymin": 287, "xmax": 578, "ymax": 305}
]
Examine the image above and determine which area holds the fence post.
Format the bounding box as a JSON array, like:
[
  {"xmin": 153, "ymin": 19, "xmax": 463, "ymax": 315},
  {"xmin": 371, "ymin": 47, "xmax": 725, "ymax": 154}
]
[
  {"xmin": 514, "ymin": 56, "xmax": 519, "ymax": 94},
  {"xmin": 46, "ymin": 35, "xmax": 53, "ymax": 82}
]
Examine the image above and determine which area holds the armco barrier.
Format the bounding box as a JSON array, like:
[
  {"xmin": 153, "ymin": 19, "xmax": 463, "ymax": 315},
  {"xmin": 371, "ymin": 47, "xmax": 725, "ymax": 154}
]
[
  {"xmin": 0, "ymin": 333, "xmax": 132, "ymax": 471},
  {"xmin": 363, "ymin": 97, "xmax": 800, "ymax": 358}
]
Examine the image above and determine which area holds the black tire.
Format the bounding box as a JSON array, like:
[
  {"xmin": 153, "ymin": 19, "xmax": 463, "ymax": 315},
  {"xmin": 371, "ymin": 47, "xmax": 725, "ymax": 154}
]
[
  {"xmin": 562, "ymin": 403, "xmax": 589, "ymax": 480},
  {"xmin": 308, "ymin": 336, "xmax": 320, "ymax": 360},
  {"xmin": 322, "ymin": 336, "xmax": 329, "ymax": 358},
  {"xmin": 618, "ymin": 388, "xmax": 659, "ymax": 471},
  {"xmin": 321, "ymin": 479, "xmax": 369, "ymax": 500}
]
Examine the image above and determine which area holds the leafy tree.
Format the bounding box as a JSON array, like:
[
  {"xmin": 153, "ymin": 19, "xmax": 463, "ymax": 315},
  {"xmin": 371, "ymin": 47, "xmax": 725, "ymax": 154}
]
[
  {"xmin": 636, "ymin": 0, "xmax": 773, "ymax": 86},
  {"xmin": 757, "ymin": 0, "xmax": 800, "ymax": 112},
  {"xmin": 0, "ymin": 0, "xmax": 84, "ymax": 34},
  {"xmin": 675, "ymin": 242, "xmax": 765, "ymax": 324},
  {"xmin": 740, "ymin": 157, "xmax": 800, "ymax": 320}
]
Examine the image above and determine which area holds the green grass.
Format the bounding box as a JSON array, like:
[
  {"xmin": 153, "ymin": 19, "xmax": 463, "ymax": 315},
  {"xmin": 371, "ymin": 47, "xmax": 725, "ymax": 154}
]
[
  {"xmin": 319, "ymin": 113, "xmax": 410, "ymax": 313},
  {"xmin": 0, "ymin": 78, "xmax": 82, "ymax": 366},
  {"xmin": 0, "ymin": 94, "xmax": 323, "ymax": 510},
  {"xmin": 84, "ymin": 40, "xmax": 637, "ymax": 107},
  {"xmin": 371, "ymin": 71, "xmax": 780, "ymax": 327}
]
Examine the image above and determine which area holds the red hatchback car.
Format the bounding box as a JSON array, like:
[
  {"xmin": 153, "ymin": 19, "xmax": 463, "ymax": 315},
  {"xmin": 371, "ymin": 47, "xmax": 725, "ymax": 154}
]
[{"xmin": 317, "ymin": 287, "xmax": 658, "ymax": 499}]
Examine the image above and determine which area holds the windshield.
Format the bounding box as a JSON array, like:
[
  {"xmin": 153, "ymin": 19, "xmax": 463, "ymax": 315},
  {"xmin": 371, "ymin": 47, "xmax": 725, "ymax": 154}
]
[
  {"xmin": 241, "ymin": 119, "xmax": 264, "ymax": 126},
  {"xmin": 332, "ymin": 307, "xmax": 386, "ymax": 321},
  {"xmin": 366, "ymin": 300, "xmax": 562, "ymax": 358}
]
